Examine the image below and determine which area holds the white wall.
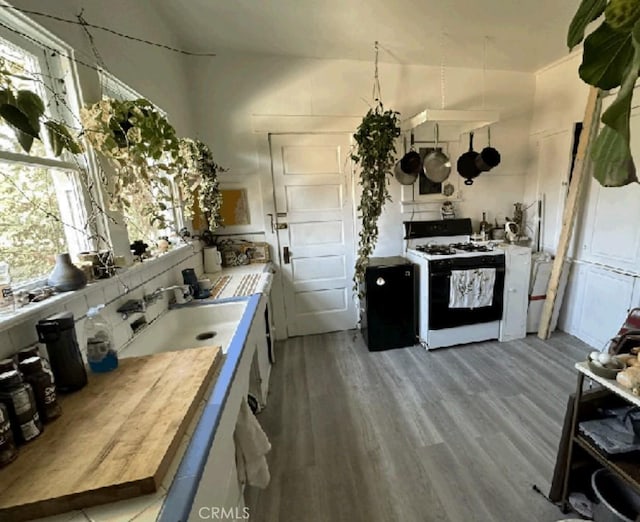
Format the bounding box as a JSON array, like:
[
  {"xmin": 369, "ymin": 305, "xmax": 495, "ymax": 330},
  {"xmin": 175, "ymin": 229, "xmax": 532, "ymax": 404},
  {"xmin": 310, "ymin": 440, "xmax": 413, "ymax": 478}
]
[{"xmin": 189, "ymin": 51, "xmax": 535, "ymax": 256}]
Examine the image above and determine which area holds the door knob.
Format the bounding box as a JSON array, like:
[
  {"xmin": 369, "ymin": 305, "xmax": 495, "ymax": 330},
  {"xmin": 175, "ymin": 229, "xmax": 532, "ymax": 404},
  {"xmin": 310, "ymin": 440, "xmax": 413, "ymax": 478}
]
[{"xmin": 283, "ymin": 246, "xmax": 291, "ymax": 264}]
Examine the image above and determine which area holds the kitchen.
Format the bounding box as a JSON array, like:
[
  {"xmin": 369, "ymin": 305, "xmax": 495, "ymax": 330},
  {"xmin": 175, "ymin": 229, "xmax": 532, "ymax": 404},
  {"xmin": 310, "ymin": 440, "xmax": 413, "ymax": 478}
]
[{"xmin": 0, "ymin": 0, "xmax": 639, "ymax": 521}]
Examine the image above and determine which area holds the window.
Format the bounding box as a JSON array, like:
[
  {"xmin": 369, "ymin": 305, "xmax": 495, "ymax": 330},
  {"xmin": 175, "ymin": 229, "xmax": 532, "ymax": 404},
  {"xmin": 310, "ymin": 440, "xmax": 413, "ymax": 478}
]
[
  {"xmin": 99, "ymin": 71, "xmax": 183, "ymax": 245},
  {"xmin": 0, "ymin": 14, "xmax": 91, "ymax": 284}
]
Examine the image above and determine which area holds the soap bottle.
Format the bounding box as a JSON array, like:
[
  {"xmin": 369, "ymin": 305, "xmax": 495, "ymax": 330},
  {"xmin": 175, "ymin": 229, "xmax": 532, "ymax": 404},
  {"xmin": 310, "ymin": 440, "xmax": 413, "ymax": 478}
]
[
  {"xmin": 85, "ymin": 305, "xmax": 118, "ymax": 373},
  {"xmin": 0, "ymin": 262, "xmax": 14, "ymax": 316}
]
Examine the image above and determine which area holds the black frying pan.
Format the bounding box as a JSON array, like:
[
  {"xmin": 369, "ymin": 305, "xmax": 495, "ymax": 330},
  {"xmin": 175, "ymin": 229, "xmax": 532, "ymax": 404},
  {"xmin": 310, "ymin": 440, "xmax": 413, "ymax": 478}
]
[{"xmin": 457, "ymin": 132, "xmax": 481, "ymax": 185}]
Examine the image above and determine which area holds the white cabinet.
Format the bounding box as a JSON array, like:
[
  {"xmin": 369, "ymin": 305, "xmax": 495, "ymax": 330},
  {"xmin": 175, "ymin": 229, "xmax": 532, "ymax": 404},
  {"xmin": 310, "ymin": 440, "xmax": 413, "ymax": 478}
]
[
  {"xmin": 248, "ymin": 295, "xmax": 272, "ymax": 408},
  {"xmin": 188, "ymin": 294, "xmax": 273, "ymax": 520},
  {"xmin": 499, "ymin": 245, "xmax": 532, "ymax": 342}
]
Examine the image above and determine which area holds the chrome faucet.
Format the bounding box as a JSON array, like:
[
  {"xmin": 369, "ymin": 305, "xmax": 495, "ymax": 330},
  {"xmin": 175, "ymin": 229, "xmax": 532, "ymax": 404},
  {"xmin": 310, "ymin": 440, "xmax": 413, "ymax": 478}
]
[{"xmin": 145, "ymin": 285, "xmax": 192, "ymax": 305}]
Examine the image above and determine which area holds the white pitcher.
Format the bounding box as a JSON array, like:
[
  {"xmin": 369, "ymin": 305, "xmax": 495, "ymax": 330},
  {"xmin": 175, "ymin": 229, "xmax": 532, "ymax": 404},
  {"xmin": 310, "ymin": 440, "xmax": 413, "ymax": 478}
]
[{"xmin": 204, "ymin": 246, "xmax": 222, "ymax": 273}]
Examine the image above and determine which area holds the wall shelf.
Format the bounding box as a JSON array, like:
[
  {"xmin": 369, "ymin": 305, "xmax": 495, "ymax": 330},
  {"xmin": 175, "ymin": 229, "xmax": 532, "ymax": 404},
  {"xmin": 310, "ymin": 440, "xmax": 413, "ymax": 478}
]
[{"xmin": 401, "ymin": 109, "xmax": 500, "ymax": 135}]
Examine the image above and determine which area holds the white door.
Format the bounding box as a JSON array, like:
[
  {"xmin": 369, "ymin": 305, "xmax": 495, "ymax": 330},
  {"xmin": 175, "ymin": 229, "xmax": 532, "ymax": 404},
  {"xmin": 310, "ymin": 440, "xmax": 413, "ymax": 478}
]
[
  {"xmin": 269, "ymin": 133, "xmax": 357, "ymax": 337},
  {"xmin": 536, "ymin": 129, "xmax": 573, "ymax": 253}
]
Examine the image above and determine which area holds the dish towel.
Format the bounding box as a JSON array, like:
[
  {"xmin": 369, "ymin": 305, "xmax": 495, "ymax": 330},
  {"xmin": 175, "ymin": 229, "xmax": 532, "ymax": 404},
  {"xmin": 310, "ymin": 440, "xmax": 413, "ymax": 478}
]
[
  {"xmin": 449, "ymin": 268, "xmax": 496, "ymax": 309},
  {"xmin": 234, "ymin": 399, "xmax": 271, "ymax": 489}
]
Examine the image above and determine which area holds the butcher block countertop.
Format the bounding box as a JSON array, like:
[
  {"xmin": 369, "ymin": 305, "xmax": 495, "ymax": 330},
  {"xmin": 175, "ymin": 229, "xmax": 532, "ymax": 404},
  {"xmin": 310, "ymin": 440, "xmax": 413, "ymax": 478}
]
[{"xmin": 0, "ymin": 346, "xmax": 223, "ymax": 522}]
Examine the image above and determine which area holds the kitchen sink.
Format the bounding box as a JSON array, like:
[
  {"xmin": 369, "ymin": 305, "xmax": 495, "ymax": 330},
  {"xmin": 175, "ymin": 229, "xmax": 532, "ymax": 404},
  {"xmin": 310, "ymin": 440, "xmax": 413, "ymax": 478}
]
[{"xmin": 119, "ymin": 300, "xmax": 248, "ymax": 358}]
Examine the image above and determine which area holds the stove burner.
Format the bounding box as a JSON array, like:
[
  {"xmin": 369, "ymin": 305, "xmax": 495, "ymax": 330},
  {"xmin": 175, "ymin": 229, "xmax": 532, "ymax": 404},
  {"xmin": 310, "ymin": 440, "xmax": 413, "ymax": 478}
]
[
  {"xmin": 415, "ymin": 244, "xmax": 456, "ymax": 255},
  {"xmin": 449, "ymin": 242, "xmax": 493, "ymax": 253},
  {"xmin": 414, "ymin": 242, "xmax": 494, "ymax": 255}
]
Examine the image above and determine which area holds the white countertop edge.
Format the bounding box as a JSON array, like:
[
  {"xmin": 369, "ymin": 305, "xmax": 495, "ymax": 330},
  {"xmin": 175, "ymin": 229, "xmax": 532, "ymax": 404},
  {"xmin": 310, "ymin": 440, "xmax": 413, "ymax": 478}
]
[{"xmin": 575, "ymin": 361, "xmax": 640, "ymax": 408}]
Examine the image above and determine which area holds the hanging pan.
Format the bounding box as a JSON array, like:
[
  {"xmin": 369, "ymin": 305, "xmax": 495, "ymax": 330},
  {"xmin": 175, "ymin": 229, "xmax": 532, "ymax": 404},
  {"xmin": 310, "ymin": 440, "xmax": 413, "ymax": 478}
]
[
  {"xmin": 423, "ymin": 123, "xmax": 451, "ymax": 183},
  {"xmin": 475, "ymin": 126, "xmax": 501, "ymax": 172},
  {"xmin": 457, "ymin": 131, "xmax": 481, "ymax": 185},
  {"xmin": 394, "ymin": 132, "xmax": 422, "ymax": 185}
]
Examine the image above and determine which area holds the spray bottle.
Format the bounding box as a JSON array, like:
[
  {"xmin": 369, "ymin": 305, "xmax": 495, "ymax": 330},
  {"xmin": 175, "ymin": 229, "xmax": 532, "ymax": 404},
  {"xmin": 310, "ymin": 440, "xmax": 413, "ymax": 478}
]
[{"xmin": 85, "ymin": 305, "xmax": 118, "ymax": 373}]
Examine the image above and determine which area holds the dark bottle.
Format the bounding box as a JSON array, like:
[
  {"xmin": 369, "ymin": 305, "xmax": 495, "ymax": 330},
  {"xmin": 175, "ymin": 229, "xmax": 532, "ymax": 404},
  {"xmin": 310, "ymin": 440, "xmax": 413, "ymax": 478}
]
[
  {"xmin": 0, "ymin": 403, "xmax": 17, "ymax": 467},
  {"xmin": 0, "ymin": 370, "xmax": 42, "ymax": 443},
  {"xmin": 16, "ymin": 345, "xmax": 39, "ymax": 361},
  {"xmin": 18, "ymin": 357, "xmax": 61, "ymax": 423},
  {"xmin": 36, "ymin": 311, "xmax": 87, "ymax": 392},
  {"xmin": 479, "ymin": 211, "xmax": 490, "ymax": 240},
  {"xmin": 0, "ymin": 359, "xmax": 16, "ymax": 374},
  {"xmin": 17, "ymin": 345, "xmax": 54, "ymax": 381}
]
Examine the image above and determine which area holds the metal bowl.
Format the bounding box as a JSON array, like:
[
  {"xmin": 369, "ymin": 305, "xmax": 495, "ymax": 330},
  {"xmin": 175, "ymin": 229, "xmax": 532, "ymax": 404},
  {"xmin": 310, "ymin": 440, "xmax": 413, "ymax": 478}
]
[{"xmin": 588, "ymin": 358, "xmax": 625, "ymax": 380}]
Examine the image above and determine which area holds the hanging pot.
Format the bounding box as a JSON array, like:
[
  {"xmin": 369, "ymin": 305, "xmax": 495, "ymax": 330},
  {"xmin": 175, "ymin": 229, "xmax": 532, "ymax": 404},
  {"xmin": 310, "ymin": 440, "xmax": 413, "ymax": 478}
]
[
  {"xmin": 475, "ymin": 127, "xmax": 501, "ymax": 172},
  {"xmin": 393, "ymin": 149, "xmax": 422, "ymax": 185},
  {"xmin": 423, "ymin": 123, "xmax": 451, "ymax": 183},
  {"xmin": 457, "ymin": 132, "xmax": 481, "ymax": 185}
]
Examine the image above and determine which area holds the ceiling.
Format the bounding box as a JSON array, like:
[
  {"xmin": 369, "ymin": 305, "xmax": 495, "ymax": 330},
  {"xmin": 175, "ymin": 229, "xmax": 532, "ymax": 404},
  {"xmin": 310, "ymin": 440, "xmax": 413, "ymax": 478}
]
[{"xmin": 154, "ymin": 0, "xmax": 581, "ymax": 72}]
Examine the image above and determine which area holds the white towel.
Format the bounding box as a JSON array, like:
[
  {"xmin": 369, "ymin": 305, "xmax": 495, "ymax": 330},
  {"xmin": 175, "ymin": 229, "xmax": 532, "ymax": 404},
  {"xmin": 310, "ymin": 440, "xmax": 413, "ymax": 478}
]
[
  {"xmin": 234, "ymin": 399, "xmax": 271, "ymax": 489},
  {"xmin": 449, "ymin": 268, "xmax": 496, "ymax": 309}
]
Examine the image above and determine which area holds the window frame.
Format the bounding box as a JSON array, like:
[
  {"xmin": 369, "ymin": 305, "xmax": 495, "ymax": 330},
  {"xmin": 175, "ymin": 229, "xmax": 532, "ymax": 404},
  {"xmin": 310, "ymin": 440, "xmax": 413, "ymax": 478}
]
[{"xmin": 0, "ymin": 7, "xmax": 95, "ymax": 288}]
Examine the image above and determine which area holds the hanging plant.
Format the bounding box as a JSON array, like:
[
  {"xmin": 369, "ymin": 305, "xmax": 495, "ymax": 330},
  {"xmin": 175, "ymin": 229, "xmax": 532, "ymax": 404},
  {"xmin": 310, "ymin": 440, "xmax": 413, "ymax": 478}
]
[
  {"xmin": 80, "ymin": 97, "xmax": 181, "ymax": 224},
  {"xmin": 352, "ymin": 42, "xmax": 401, "ymax": 297},
  {"xmin": 0, "ymin": 61, "xmax": 82, "ymax": 157},
  {"xmin": 352, "ymin": 101, "xmax": 401, "ymax": 296},
  {"xmin": 568, "ymin": 0, "xmax": 640, "ymax": 187},
  {"xmin": 178, "ymin": 138, "xmax": 226, "ymax": 230}
]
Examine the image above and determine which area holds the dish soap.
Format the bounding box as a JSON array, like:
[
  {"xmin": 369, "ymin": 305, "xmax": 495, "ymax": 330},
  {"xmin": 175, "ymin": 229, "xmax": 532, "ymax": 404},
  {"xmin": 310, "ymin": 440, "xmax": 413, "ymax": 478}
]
[{"xmin": 85, "ymin": 305, "xmax": 118, "ymax": 373}]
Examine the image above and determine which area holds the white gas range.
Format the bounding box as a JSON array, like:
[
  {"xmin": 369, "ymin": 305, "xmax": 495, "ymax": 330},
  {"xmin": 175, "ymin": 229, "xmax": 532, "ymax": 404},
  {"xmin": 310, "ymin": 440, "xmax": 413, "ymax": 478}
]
[{"xmin": 404, "ymin": 218, "xmax": 506, "ymax": 349}]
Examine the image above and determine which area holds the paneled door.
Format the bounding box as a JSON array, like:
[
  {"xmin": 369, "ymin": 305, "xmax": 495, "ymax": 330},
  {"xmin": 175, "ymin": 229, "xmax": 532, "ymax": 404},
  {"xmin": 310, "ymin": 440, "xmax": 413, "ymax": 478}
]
[
  {"xmin": 269, "ymin": 133, "xmax": 357, "ymax": 337},
  {"xmin": 536, "ymin": 129, "xmax": 573, "ymax": 253}
]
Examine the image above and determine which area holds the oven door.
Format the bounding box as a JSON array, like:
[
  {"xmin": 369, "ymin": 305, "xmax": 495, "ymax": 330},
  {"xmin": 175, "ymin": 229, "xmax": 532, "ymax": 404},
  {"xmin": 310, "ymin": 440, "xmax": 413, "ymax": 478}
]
[{"xmin": 428, "ymin": 255, "xmax": 505, "ymax": 330}]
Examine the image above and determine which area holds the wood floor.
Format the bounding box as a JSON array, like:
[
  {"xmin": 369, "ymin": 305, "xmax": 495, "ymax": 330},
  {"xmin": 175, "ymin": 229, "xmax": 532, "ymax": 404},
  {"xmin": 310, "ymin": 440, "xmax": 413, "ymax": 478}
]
[{"xmin": 245, "ymin": 331, "xmax": 591, "ymax": 522}]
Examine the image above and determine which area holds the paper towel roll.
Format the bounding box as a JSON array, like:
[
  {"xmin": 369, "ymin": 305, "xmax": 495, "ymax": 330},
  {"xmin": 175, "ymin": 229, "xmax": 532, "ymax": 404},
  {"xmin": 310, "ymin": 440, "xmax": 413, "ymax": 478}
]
[{"xmin": 204, "ymin": 247, "xmax": 222, "ymax": 273}]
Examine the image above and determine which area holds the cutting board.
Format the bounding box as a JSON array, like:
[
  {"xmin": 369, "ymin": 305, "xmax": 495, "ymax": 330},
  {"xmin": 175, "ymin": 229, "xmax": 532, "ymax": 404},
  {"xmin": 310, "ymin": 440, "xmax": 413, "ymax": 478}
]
[{"xmin": 0, "ymin": 346, "xmax": 222, "ymax": 521}]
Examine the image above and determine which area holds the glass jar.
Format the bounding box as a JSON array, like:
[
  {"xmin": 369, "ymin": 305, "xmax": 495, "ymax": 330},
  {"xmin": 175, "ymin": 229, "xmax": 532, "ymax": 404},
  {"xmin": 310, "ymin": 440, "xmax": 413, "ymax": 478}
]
[
  {"xmin": 0, "ymin": 403, "xmax": 17, "ymax": 467},
  {"xmin": 18, "ymin": 357, "xmax": 61, "ymax": 423},
  {"xmin": 0, "ymin": 370, "xmax": 42, "ymax": 443}
]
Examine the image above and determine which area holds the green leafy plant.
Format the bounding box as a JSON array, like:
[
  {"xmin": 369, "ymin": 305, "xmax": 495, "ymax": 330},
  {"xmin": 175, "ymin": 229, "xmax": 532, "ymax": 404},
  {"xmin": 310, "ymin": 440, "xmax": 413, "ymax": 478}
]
[
  {"xmin": 178, "ymin": 138, "xmax": 226, "ymax": 230},
  {"xmin": 0, "ymin": 63, "xmax": 82, "ymax": 157},
  {"xmin": 351, "ymin": 102, "xmax": 401, "ymax": 296},
  {"xmin": 80, "ymin": 97, "xmax": 181, "ymax": 225},
  {"xmin": 569, "ymin": 0, "xmax": 640, "ymax": 186}
]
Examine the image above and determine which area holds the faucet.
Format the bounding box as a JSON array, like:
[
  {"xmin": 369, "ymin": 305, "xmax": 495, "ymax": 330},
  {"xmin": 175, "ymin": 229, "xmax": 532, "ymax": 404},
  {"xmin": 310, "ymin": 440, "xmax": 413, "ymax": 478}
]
[
  {"xmin": 146, "ymin": 285, "xmax": 193, "ymax": 306},
  {"xmin": 116, "ymin": 299, "xmax": 146, "ymax": 320}
]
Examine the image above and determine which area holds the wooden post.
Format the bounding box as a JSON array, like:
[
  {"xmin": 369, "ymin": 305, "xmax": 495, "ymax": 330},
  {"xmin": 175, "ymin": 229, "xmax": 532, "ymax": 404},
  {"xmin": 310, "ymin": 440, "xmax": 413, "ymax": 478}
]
[{"xmin": 538, "ymin": 86, "xmax": 601, "ymax": 340}]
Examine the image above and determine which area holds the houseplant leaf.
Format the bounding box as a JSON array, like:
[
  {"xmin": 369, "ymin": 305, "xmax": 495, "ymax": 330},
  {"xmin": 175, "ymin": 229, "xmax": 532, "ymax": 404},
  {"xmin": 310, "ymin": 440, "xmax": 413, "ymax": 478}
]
[
  {"xmin": 45, "ymin": 121, "xmax": 64, "ymax": 156},
  {"xmin": 579, "ymin": 21, "xmax": 634, "ymax": 89},
  {"xmin": 592, "ymin": 18, "xmax": 640, "ymax": 186},
  {"xmin": 0, "ymin": 103, "xmax": 39, "ymax": 138},
  {"xmin": 16, "ymin": 90, "xmax": 45, "ymax": 123},
  {"xmin": 592, "ymin": 126, "xmax": 637, "ymax": 186},
  {"xmin": 14, "ymin": 130, "xmax": 34, "ymax": 153},
  {"xmin": 568, "ymin": 0, "xmax": 608, "ymax": 49},
  {"xmin": 45, "ymin": 120, "xmax": 83, "ymax": 156}
]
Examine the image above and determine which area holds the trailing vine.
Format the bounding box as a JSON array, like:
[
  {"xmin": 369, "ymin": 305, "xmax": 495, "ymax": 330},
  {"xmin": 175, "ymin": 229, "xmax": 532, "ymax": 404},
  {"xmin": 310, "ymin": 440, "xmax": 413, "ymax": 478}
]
[
  {"xmin": 80, "ymin": 97, "xmax": 182, "ymax": 226},
  {"xmin": 178, "ymin": 138, "xmax": 226, "ymax": 230},
  {"xmin": 352, "ymin": 102, "xmax": 401, "ymax": 296}
]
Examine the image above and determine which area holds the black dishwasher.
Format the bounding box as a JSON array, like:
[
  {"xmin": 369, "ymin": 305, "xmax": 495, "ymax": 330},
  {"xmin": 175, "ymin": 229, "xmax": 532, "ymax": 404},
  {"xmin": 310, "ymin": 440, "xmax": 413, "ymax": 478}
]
[{"xmin": 361, "ymin": 256, "xmax": 417, "ymax": 351}]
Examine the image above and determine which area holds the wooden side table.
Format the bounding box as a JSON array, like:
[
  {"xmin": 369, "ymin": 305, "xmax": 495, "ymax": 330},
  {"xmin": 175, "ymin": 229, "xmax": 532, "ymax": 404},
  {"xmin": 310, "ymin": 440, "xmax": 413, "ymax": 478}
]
[{"xmin": 560, "ymin": 362, "xmax": 640, "ymax": 512}]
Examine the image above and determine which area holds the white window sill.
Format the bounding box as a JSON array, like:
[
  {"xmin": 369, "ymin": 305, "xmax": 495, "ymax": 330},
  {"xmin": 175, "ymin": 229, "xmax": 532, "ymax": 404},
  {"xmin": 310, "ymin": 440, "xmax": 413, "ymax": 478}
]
[{"xmin": 0, "ymin": 244, "xmax": 198, "ymax": 332}]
